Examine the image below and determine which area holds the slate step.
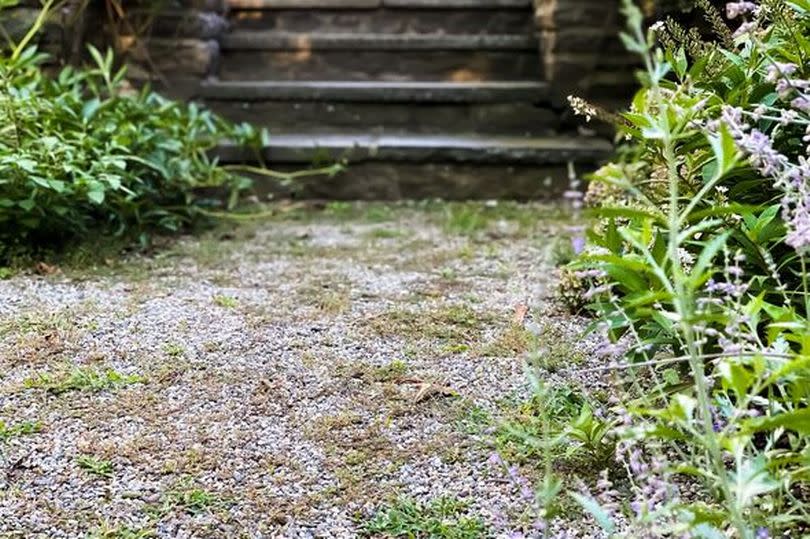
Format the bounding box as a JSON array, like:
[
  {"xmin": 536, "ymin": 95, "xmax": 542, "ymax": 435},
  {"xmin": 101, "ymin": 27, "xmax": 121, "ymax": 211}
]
[
  {"xmin": 214, "ymin": 133, "xmax": 612, "ymax": 165},
  {"xmin": 200, "ymin": 80, "xmax": 549, "ymax": 103},
  {"xmin": 221, "ymin": 31, "xmax": 537, "ymax": 51},
  {"xmin": 218, "ymin": 48, "xmax": 540, "ymax": 81},
  {"xmin": 227, "ymin": 0, "xmax": 531, "ymax": 9},
  {"xmin": 227, "ymin": 7, "xmax": 534, "ymax": 35},
  {"xmin": 205, "ymin": 100, "xmax": 560, "ymax": 135}
]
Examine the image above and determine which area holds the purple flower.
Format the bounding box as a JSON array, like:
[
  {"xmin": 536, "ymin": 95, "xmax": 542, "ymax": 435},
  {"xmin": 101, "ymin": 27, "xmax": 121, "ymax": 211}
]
[
  {"xmin": 733, "ymin": 21, "xmax": 758, "ymax": 38},
  {"xmin": 766, "ymin": 62, "xmax": 798, "ymax": 83},
  {"xmin": 571, "ymin": 235, "xmax": 585, "ymax": 255},
  {"xmin": 791, "ymin": 95, "xmax": 810, "ymax": 112},
  {"xmin": 726, "ymin": 1, "xmax": 757, "ymax": 19}
]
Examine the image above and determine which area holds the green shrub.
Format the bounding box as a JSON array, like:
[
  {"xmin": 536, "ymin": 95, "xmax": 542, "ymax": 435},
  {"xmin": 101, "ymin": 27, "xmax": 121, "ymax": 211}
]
[
  {"xmin": 0, "ymin": 43, "xmax": 264, "ymax": 258},
  {"xmin": 517, "ymin": 0, "xmax": 810, "ymax": 536}
]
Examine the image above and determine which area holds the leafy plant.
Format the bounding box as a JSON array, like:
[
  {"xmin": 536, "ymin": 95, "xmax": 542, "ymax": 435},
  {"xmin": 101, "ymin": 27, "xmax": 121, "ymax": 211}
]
[
  {"xmin": 24, "ymin": 366, "xmax": 145, "ymax": 394},
  {"xmin": 0, "ymin": 3, "xmax": 339, "ymax": 263},
  {"xmin": 363, "ymin": 496, "xmax": 487, "ymax": 538},
  {"xmin": 0, "ymin": 419, "xmax": 41, "ymax": 441},
  {"xmin": 553, "ymin": 0, "xmax": 810, "ymax": 536},
  {"xmin": 77, "ymin": 454, "xmax": 114, "ymax": 478}
]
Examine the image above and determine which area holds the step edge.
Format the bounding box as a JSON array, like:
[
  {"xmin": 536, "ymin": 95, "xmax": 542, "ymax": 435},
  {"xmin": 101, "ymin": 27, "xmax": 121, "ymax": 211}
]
[
  {"xmin": 200, "ymin": 80, "xmax": 550, "ymax": 103},
  {"xmin": 221, "ymin": 31, "xmax": 537, "ymax": 51},
  {"xmin": 228, "ymin": 0, "xmax": 532, "ymax": 9},
  {"xmin": 213, "ymin": 134, "xmax": 612, "ymax": 164}
]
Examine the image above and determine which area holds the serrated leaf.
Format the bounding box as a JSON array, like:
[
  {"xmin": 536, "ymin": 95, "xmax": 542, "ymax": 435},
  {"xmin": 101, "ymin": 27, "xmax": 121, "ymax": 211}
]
[{"xmin": 731, "ymin": 457, "xmax": 778, "ymax": 508}]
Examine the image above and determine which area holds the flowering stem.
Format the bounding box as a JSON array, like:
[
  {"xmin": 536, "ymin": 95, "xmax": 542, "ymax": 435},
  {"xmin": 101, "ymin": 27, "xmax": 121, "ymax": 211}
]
[{"xmin": 663, "ymin": 133, "xmax": 751, "ymax": 538}]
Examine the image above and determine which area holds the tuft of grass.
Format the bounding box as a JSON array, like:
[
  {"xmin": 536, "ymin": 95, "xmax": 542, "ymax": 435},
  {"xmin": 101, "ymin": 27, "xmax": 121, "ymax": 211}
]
[
  {"xmin": 23, "ymin": 366, "xmax": 145, "ymax": 394},
  {"xmin": 371, "ymin": 359, "xmax": 409, "ymax": 382},
  {"xmin": 371, "ymin": 304, "xmax": 490, "ymax": 348},
  {"xmin": 163, "ymin": 342, "xmax": 185, "ymax": 358},
  {"xmin": 494, "ymin": 385, "xmax": 613, "ymax": 467},
  {"xmin": 0, "ymin": 310, "xmax": 76, "ymax": 337},
  {"xmin": 363, "ymin": 496, "xmax": 487, "ymax": 538},
  {"xmin": 453, "ymin": 401, "xmax": 492, "ymax": 436},
  {"xmin": 318, "ymin": 288, "xmax": 351, "ymax": 314},
  {"xmin": 478, "ymin": 324, "xmax": 534, "ymax": 358},
  {"xmin": 212, "ymin": 294, "xmax": 238, "ymax": 308},
  {"xmin": 0, "ymin": 419, "xmax": 41, "ymax": 441},
  {"xmin": 162, "ymin": 485, "xmax": 223, "ymax": 515},
  {"xmin": 529, "ymin": 323, "xmax": 586, "ymax": 372},
  {"xmin": 366, "ymin": 227, "xmax": 406, "ymax": 240},
  {"xmin": 87, "ymin": 522, "xmax": 155, "ymax": 539},
  {"xmin": 78, "ymin": 455, "xmax": 114, "ymax": 478},
  {"xmin": 442, "ymin": 204, "xmax": 490, "ymax": 236},
  {"xmin": 439, "ymin": 267, "xmax": 458, "ymax": 281}
]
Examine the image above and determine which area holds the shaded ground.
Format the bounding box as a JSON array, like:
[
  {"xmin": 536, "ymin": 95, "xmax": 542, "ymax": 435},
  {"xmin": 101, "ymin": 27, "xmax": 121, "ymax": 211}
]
[{"xmin": 0, "ymin": 202, "xmax": 601, "ymax": 538}]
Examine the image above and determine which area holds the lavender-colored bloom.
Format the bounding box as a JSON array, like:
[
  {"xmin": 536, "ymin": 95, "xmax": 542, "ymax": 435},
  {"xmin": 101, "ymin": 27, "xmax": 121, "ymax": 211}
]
[
  {"xmin": 571, "ymin": 235, "xmax": 585, "ymax": 255},
  {"xmin": 766, "ymin": 62, "xmax": 798, "ymax": 83},
  {"xmin": 733, "ymin": 21, "xmax": 758, "ymax": 38},
  {"xmin": 726, "ymin": 1, "xmax": 757, "ymax": 19},
  {"xmin": 791, "ymin": 94, "xmax": 810, "ymax": 112},
  {"xmin": 756, "ymin": 527, "xmax": 770, "ymax": 539}
]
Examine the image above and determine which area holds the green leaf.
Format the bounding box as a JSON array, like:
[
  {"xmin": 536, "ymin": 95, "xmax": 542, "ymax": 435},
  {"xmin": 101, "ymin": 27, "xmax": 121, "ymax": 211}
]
[
  {"xmin": 708, "ymin": 124, "xmax": 739, "ymax": 180},
  {"xmin": 688, "ymin": 231, "xmax": 731, "ymax": 290},
  {"xmin": 87, "ymin": 188, "xmax": 105, "ymax": 205},
  {"xmin": 730, "ymin": 457, "xmax": 778, "ymax": 509},
  {"xmin": 570, "ymin": 493, "xmax": 616, "ymax": 533},
  {"xmin": 82, "ymin": 97, "xmax": 101, "ymax": 121},
  {"xmin": 718, "ymin": 360, "xmax": 753, "ymax": 399},
  {"xmin": 744, "ymin": 408, "xmax": 810, "ymax": 435}
]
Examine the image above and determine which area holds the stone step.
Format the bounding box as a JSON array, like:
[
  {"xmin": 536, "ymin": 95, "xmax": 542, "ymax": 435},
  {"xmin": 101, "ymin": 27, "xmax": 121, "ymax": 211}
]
[
  {"xmin": 218, "ymin": 48, "xmax": 540, "ymax": 81},
  {"xmin": 214, "ymin": 132, "xmax": 611, "ymax": 164},
  {"xmin": 205, "ymin": 100, "xmax": 560, "ymax": 135},
  {"xmin": 221, "ymin": 31, "xmax": 537, "ymax": 51},
  {"xmin": 227, "ymin": 7, "xmax": 534, "ymax": 34},
  {"xmin": 227, "ymin": 0, "xmax": 531, "ymax": 9},
  {"xmin": 200, "ymin": 80, "xmax": 549, "ymax": 102},
  {"xmin": 215, "ymin": 132, "xmax": 610, "ymax": 199}
]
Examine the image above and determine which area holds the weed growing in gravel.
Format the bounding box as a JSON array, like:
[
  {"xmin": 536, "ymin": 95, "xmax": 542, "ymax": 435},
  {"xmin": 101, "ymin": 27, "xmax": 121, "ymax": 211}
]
[
  {"xmin": 24, "ymin": 366, "xmax": 145, "ymax": 394},
  {"xmin": 87, "ymin": 523, "xmax": 155, "ymax": 539},
  {"xmin": 0, "ymin": 419, "xmax": 41, "ymax": 441},
  {"xmin": 366, "ymin": 228, "xmax": 407, "ymax": 240},
  {"xmin": 0, "ymin": 310, "xmax": 76, "ymax": 337},
  {"xmin": 363, "ymin": 496, "xmax": 487, "ymax": 538},
  {"xmin": 495, "ymin": 385, "xmax": 613, "ymax": 468},
  {"xmin": 317, "ymin": 288, "xmax": 351, "ymax": 315},
  {"xmin": 453, "ymin": 402, "xmax": 492, "ymax": 436},
  {"xmin": 212, "ymin": 294, "xmax": 238, "ymax": 309},
  {"xmin": 162, "ymin": 342, "xmax": 185, "ymax": 358},
  {"xmin": 526, "ymin": 322, "xmax": 586, "ymax": 373},
  {"xmin": 372, "ymin": 359, "xmax": 409, "ymax": 382},
  {"xmin": 478, "ymin": 324, "xmax": 534, "ymax": 358},
  {"xmin": 77, "ymin": 455, "xmax": 114, "ymax": 478},
  {"xmin": 151, "ymin": 482, "xmax": 227, "ymax": 516},
  {"xmin": 371, "ymin": 305, "xmax": 490, "ymax": 346},
  {"xmin": 88, "ymin": 526, "xmax": 154, "ymax": 539}
]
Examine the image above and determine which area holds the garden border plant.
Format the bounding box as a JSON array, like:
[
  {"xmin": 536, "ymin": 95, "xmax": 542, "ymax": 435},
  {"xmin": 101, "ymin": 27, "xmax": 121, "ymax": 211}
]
[
  {"xmin": 491, "ymin": 0, "xmax": 810, "ymax": 537},
  {"xmin": 0, "ymin": 1, "xmax": 342, "ymax": 266}
]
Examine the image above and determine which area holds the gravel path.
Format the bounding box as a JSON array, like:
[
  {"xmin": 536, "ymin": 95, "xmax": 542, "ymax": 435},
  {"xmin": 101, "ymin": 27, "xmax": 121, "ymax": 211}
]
[{"xmin": 0, "ymin": 202, "xmax": 598, "ymax": 538}]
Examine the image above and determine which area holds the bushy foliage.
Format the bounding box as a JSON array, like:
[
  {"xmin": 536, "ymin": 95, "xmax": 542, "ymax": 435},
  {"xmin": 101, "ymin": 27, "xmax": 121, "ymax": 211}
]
[
  {"xmin": 0, "ymin": 43, "xmax": 265, "ymax": 258},
  {"xmin": 512, "ymin": 0, "xmax": 810, "ymax": 536}
]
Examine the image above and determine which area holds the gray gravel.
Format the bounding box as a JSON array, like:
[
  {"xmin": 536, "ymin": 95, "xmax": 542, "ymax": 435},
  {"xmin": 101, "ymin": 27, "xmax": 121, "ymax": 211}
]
[{"xmin": 0, "ymin": 203, "xmax": 603, "ymax": 538}]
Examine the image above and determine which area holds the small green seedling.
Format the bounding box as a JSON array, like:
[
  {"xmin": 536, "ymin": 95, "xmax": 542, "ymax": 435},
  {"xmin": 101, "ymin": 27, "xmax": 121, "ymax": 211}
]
[{"xmin": 78, "ymin": 455, "xmax": 113, "ymax": 478}]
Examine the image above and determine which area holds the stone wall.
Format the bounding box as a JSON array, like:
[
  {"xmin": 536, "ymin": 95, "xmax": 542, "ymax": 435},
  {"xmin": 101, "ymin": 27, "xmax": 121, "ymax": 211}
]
[
  {"xmin": 118, "ymin": 0, "xmax": 228, "ymax": 99},
  {"xmin": 534, "ymin": 0, "xmax": 638, "ymax": 109},
  {"xmin": 0, "ymin": 0, "xmax": 87, "ymax": 63}
]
